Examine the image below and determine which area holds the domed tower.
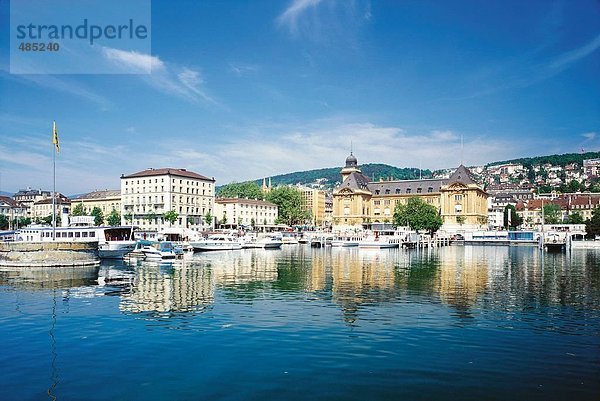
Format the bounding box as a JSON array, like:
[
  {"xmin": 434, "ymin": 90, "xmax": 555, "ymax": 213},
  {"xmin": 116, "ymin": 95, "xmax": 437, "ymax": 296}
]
[{"xmin": 341, "ymin": 152, "xmax": 361, "ymax": 182}]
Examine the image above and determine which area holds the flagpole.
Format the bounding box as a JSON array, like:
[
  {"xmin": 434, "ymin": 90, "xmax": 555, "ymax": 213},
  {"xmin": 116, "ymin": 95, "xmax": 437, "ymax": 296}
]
[{"xmin": 52, "ymin": 129, "xmax": 56, "ymax": 240}]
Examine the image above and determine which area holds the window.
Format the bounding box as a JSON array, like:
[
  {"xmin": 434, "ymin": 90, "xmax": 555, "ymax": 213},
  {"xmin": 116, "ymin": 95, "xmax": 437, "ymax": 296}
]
[
  {"xmin": 396, "ymin": 189, "xmax": 401, "ymax": 194},
  {"xmin": 455, "ymin": 195, "xmax": 462, "ymax": 201},
  {"xmin": 375, "ymin": 190, "xmax": 380, "ymax": 195},
  {"xmin": 406, "ymin": 188, "xmax": 411, "ymax": 194},
  {"xmin": 385, "ymin": 189, "xmax": 390, "ymax": 194},
  {"xmin": 417, "ymin": 188, "xmax": 422, "ymax": 193},
  {"xmin": 428, "ymin": 187, "xmax": 433, "ymax": 193}
]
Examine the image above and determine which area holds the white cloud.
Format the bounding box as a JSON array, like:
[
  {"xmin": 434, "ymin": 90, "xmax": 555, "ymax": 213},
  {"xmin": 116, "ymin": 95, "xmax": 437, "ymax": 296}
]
[
  {"xmin": 101, "ymin": 47, "xmax": 164, "ymax": 73},
  {"xmin": 100, "ymin": 47, "xmax": 217, "ymax": 105}
]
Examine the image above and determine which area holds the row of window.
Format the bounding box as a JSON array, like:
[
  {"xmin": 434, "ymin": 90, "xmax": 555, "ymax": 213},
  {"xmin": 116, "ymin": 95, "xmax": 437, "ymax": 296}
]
[
  {"xmin": 374, "ymin": 187, "xmax": 434, "ymax": 195},
  {"xmin": 41, "ymin": 231, "xmax": 96, "ymax": 238}
]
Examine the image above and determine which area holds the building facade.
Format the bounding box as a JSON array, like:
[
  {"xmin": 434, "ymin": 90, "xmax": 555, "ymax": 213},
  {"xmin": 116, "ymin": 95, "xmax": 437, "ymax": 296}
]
[
  {"xmin": 72, "ymin": 189, "xmax": 121, "ymax": 217},
  {"xmin": 299, "ymin": 187, "xmax": 327, "ymax": 226},
  {"xmin": 214, "ymin": 198, "xmax": 278, "ymax": 228},
  {"xmin": 13, "ymin": 188, "xmax": 53, "ymax": 217},
  {"xmin": 332, "ymin": 153, "xmax": 488, "ymax": 232},
  {"xmin": 120, "ymin": 168, "xmax": 215, "ymax": 231},
  {"xmin": 0, "ymin": 196, "xmax": 27, "ymax": 229},
  {"xmin": 31, "ymin": 195, "xmax": 71, "ymax": 222}
]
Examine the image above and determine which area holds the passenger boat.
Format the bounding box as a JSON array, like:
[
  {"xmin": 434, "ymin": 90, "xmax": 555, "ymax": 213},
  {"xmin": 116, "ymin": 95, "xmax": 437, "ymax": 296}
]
[
  {"xmin": 358, "ymin": 235, "xmax": 399, "ymax": 249},
  {"xmin": 16, "ymin": 225, "xmax": 138, "ymax": 259},
  {"xmin": 331, "ymin": 236, "xmax": 361, "ymax": 247},
  {"xmin": 189, "ymin": 234, "xmax": 243, "ymax": 251}
]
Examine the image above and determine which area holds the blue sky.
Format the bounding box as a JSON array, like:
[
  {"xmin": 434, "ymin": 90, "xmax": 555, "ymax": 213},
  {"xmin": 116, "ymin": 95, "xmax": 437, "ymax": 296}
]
[{"xmin": 0, "ymin": 0, "xmax": 599, "ymax": 194}]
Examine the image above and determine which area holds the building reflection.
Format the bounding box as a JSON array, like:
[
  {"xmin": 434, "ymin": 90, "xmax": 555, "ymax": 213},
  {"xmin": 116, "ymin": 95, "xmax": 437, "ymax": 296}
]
[{"xmin": 119, "ymin": 264, "xmax": 214, "ymax": 314}]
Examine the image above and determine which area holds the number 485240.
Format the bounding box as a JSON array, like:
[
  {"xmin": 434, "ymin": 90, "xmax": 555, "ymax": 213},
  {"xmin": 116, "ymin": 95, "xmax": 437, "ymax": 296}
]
[{"xmin": 19, "ymin": 42, "xmax": 60, "ymax": 52}]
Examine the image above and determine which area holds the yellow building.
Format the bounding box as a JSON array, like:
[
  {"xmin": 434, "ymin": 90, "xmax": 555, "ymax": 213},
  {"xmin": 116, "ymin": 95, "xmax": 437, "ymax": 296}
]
[
  {"xmin": 72, "ymin": 189, "xmax": 121, "ymax": 217},
  {"xmin": 332, "ymin": 153, "xmax": 488, "ymax": 232},
  {"xmin": 299, "ymin": 187, "xmax": 327, "ymax": 226}
]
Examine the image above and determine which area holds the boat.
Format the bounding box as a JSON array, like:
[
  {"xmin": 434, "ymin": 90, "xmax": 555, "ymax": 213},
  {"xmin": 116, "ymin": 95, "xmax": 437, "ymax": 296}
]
[
  {"xmin": 358, "ymin": 235, "xmax": 399, "ymax": 249},
  {"xmin": 189, "ymin": 234, "xmax": 243, "ymax": 251},
  {"xmin": 331, "ymin": 236, "xmax": 361, "ymax": 247},
  {"xmin": 241, "ymin": 234, "xmax": 283, "ymax": 249},
  {"xmin": 281, "ymin": 233, "xmax": 299, "ymax": 245},
  {"xmin": 127, "ymin": 240, "xmax": 177, "ymax": 260},
  {"xmin": 98, "ymin": 226, "xmax": 137, "ymax": 259}
]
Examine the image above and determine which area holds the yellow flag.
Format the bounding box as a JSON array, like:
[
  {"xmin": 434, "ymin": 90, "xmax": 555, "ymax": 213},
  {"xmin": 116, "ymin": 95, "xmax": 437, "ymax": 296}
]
[{"xmin": 53, "ymin": 121, "xmax": 59, "ymax": 153}]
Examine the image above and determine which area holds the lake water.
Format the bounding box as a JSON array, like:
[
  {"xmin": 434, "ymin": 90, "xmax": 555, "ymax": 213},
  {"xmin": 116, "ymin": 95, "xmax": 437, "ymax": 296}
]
[{"xmin": 1, "ymin": 245, "xmax": 599, "ymax": 401}]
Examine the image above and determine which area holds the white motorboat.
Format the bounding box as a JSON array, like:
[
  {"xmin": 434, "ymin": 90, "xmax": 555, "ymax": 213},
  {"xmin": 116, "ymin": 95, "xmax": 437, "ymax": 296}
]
[
  {"xmin": 190, "ymin": 234, "xmax": 242, "ymax": 251},
  {"xmin": 281, "ymin": 234, "xmax": 299, "ymax": 245},
  {"xmin": 241, "ymin": 234, "xmax": 283, "ymax": 249},
  {"xmin": 127, "ymin": 240, "xmax": 177, "ymax": 260}
]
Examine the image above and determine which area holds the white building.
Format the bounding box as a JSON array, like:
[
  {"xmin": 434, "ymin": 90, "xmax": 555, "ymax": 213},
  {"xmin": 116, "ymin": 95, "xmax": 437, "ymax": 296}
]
[
  {"xmin": 214, "ymin": 198, "xmax": 278, "ymax": 228},
  {"xmin": 13, "ymin": 188, "xmax": 52, "ymax": 218},
  {"xmin": 120, "ymin": 168, "xmax": 215, "ymax": 231}
]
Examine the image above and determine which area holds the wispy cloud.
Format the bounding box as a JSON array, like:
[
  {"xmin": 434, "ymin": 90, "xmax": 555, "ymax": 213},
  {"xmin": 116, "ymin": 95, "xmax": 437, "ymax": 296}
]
[
  {"xmin": 276, "ymin": 0, "xmax": 372, "ymax": 45},
  {"xmin": 548, "ymin": 34, "xmax": 600, "ymax": 72},
  {"xmin": 451, "ymin": 33, "xmax": 600, "ymax": 101},
  {"xmin": 0, "ymin": 70, "xmax": 111, "ymax": 109},
  {"xmin": 277, "ymin": 0, "xmax": 325, "ymax": 35},
  {"xmin": 582, "ymin": 131, "xmax": 597, "ymax": 141},
  {"xmin": 229, "ymin": 62, "xmax": 260, "ymax": 77},
  {"xmin": 101, "ymin": 47, "xmax": 217, "ymax": 105}
]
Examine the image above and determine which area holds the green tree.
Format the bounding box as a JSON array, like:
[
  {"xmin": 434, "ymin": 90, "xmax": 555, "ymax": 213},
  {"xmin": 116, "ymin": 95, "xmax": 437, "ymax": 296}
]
[
  {"xmin": 585, "ymin": 207, "xmax": 600, "ymax": 238},
  {"xmin": 187, "ymin": 216, "xmax": 194, "ymax": 226},
  {"xmin": 204, "ymin": 211, "xmax": 213, "ymax": 227},
  {"xmin": 266, "ymin": 186, "xmax": 310, "ymax": 225},
  {"xmin": 123, "ymin": 213, "xmax": 133, "ymax": 224},
  {"xmin": 0, "ymin": 214, "xmax": 8, "ymax": 230},
  {"xmin": 220, "ymin": 214, "xmax": 228, "ymax": 226},
  {"xmin": 566, "ymin": 212, "xmax": 584, "ymax": 224},
  {"xmin": 91, "ymin": 207, "xmax": 104, "ymax": 226},
  {"xmin": 146, "ymin": 212, "xmax": 157, "ymax": 224},
  {"xmin": 163, "ymin": 210, "xmax": 179, "ymax": 226},
  {"xmin": 12, "ymin": 217, "xmax": 31, "ymax": 228},
  {"xmin": 393, "ymin": 197, "xmax": 442, "ymax": 236},
  {"xmin": 106, "ymin": 209, "xmax": 121, "ymax": 226},
  {"xmin": 217, "ymin": 182, "xmax": 264, "ymax": 199},
  {"xmin": 542, "ymin": 203, "xmax": 561, "ymax": 224},
  {"xmin": 250, "ymin": 217, "xmax": 256, "ymax": 227},
  {"xmin": 72, "ymin": 202, "xmax": 85, "ymax": 216},
  {"xmin": 503, "ymin": 204, "xmax": 523, "ymax": 229},
  {"xmin": 568, "ymin": 180, "xmax": 581, "ymax": 193}
]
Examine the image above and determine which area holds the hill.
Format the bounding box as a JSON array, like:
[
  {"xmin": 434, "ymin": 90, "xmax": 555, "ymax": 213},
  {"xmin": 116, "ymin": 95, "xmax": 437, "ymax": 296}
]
[
  {"xmin": 487, "ymin": 151, "xmax": 600, "ymax": 168},
  {"xmin": 250, "ymin": 163, "xmax": 432, "ymax": 190}
]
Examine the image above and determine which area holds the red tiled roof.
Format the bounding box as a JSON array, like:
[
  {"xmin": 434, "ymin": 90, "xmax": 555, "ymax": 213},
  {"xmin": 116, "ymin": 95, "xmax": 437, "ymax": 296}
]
[{"xmin": 121, "ymin": 168, "xmax": 215, "ymax": 181}]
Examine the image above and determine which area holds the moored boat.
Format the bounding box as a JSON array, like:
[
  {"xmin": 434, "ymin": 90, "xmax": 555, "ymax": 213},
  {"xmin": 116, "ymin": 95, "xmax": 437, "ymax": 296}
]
[{"xmin": 190, "ymin": 234, "xmax": 242, "ymax": 251}]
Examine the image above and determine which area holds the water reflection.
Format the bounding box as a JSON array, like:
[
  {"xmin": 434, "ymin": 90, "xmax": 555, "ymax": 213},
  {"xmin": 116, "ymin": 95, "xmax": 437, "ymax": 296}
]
[
  {"xmin": 1, "ymin": 246, "xmax": 599, "ymax": 322},
  {"xmin": 0, "ymin": 265, "xmax": 99, "ymax": 289}
]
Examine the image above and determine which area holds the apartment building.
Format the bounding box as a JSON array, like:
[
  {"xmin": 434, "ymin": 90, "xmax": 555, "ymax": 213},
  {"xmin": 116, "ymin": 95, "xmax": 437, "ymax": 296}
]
[
  {"xmin": 120, "ymin": 168, "xmax": 215, "ymax": 231},
  {"xmin": 214, "ymin": 198, "xmax": 278, "ymax": 228}
]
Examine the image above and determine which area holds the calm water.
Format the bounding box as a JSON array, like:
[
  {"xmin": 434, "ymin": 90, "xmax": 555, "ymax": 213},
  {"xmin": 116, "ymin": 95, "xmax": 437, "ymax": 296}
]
[{"xmin": 1, "ymin": 245, "xmax": 599, "ymax": 401}]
